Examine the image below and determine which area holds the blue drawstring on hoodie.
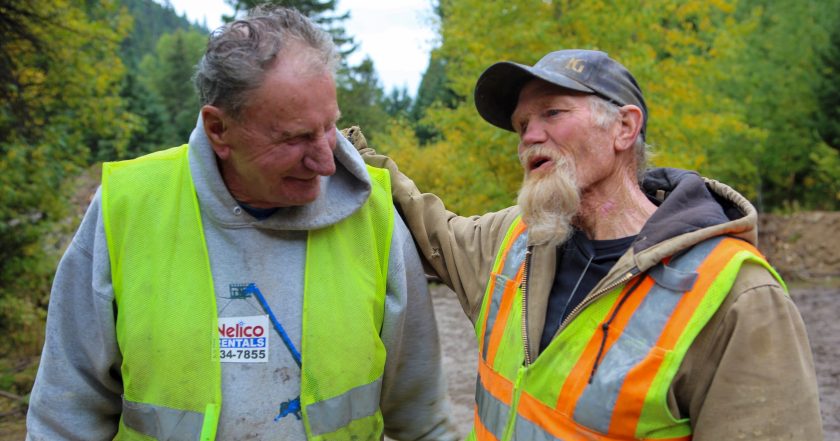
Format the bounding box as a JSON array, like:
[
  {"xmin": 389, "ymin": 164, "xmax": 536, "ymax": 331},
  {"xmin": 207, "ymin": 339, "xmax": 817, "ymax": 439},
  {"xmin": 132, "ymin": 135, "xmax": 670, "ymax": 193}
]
[{"xmin": 242, "ymin": 283, "xmax": 303, "ymax": 421}]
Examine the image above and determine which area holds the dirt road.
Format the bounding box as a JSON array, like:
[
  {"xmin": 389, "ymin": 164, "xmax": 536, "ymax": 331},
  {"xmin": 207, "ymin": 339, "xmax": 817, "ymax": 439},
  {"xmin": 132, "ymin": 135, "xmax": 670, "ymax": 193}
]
[{"xmin": 430, "ymin": 283, "xmax": 840, "ymax": 440}]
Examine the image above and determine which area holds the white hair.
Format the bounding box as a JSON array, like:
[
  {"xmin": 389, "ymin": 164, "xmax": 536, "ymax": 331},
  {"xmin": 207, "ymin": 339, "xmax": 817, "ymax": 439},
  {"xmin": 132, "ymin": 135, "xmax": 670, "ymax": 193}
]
[{"xmin": 587, "ymin": 95, "xmax": 650, "ymax": 184}]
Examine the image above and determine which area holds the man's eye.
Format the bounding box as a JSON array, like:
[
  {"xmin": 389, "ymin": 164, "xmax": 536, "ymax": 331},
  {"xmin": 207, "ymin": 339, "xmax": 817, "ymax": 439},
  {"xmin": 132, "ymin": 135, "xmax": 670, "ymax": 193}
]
[
  {"xmin": 280, "ymin": 135, "xmax": 305, "ymax": 144},
  {"xmin": 545, "ymin": 109, "xmax": 563, "ymax": 117}
]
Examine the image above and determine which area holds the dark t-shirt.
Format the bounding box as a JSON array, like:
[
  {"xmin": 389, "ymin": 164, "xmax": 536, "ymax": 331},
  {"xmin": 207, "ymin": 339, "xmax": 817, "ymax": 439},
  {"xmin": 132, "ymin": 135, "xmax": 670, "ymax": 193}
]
[
  {"xmin": 538, "ymin": 229, "xmax": 636, "ymax": 352},
  {"xmin": 238, "ymin": 201, "xmax": 279, "ymax": 220}
]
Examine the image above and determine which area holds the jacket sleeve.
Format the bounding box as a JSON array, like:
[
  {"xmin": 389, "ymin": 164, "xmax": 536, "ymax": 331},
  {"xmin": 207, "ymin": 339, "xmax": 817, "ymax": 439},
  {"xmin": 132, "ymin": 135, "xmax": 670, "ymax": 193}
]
[
  {"xmin": 349, "ymin": 127, "xmax": 518, "ymax": 321},
  {"xmin": 676, "ymin": 263, "xmax": 823, "ymax": 440},
  {"xmin": 379, "ymin": 213, "xmax": 460, "ymax": 441},
  {"xmin": 26, "ymin": 189, "xmax": 124, "ymax": 441}
]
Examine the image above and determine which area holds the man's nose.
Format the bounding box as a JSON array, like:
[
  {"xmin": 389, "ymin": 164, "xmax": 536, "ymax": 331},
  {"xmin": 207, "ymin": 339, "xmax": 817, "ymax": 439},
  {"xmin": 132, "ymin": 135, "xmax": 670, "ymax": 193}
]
[
  {"xmin": 303, "ymin": 131, "xmax": 336, "ymax": 176},
  {"xmin": 519, "ymin": 120, "xmax": 547, "ymax": 146}
]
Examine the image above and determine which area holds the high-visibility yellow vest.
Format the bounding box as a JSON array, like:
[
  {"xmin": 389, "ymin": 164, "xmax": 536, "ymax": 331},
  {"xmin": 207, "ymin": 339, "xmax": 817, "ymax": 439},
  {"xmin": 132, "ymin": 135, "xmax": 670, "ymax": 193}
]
[
  {"xmin": 468, "ymin": 217, "xmax": 784, "ymax": 441},
  {"xmin": 102, "ymin": 145, "xmax": 394, "ymax": 440}
]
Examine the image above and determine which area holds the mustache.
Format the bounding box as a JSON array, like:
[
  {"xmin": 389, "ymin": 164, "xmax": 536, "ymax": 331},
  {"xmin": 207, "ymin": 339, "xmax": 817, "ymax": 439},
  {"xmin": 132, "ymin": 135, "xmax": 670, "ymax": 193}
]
[
  {"xmin": 519, "ymin": 144, "xmax": 564, "ymax": 170},
  {"xmin": 516, "ymin": 149, "xmax": 580, "ymax": 247}
]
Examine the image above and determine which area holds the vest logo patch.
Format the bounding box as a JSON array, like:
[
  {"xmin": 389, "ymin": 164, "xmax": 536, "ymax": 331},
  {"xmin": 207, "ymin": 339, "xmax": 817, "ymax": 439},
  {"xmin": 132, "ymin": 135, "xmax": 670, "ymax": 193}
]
[{"xmin": 218, "ymin": 315, "xmax": 269, "ymax": 362}]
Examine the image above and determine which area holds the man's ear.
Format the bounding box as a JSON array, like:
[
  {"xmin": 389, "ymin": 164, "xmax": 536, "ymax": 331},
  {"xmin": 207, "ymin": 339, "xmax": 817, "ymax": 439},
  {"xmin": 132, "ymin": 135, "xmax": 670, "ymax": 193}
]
[
  {"xmin": 201, "ymin": 105, "xmax": 232, "ymax": 160},
  {"xmin": 615, "ymin": 105, "xmax": 643, "ymax": 152}
]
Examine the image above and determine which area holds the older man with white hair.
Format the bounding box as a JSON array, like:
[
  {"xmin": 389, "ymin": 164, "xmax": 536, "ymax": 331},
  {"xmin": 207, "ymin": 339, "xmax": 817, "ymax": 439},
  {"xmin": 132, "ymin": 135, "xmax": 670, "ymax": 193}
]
[
  {"xmin": 26, "ymin": 6, "xmax": 457, "ymax": 441},
  {"xmin": 353, "ymin": 49, "xmax": 823, "ymax": 440}
]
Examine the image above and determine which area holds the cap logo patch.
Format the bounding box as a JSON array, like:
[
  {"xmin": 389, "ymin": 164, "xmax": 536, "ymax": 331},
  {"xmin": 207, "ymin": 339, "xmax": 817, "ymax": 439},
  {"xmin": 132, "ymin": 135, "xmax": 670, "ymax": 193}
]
[{"xmin": 564, "ymin": 58, "xmax": 585, "ymax": 73}]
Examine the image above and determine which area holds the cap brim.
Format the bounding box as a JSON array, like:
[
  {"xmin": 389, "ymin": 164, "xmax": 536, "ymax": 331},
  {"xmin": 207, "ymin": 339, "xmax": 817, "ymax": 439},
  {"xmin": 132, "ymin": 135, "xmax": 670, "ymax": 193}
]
[{"xmin": 474, "ymin": 61, "xmax": 596, "ymax": 132}]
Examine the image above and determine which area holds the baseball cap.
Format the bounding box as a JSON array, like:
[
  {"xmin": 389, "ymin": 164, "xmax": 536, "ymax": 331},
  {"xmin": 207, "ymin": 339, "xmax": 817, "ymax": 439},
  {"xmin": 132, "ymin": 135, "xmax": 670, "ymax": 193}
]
[{"xmin": 474, "ymin": 49, "xmax": 647, "ymax": 136}]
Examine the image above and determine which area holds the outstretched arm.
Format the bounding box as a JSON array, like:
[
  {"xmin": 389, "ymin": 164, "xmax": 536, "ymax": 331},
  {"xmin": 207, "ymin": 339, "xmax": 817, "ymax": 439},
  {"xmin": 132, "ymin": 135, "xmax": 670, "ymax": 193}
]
[{"xmin": 343, "ymin": 127, "xmax": 519, "ymax": 321}]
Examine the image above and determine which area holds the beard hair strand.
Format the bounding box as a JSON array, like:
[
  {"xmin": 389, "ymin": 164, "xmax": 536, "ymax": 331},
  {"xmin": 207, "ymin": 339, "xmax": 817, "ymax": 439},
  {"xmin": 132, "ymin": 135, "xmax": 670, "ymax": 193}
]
[{"xmin": 517, "ymin": 148, "xmax": 581, "ymax": 247}]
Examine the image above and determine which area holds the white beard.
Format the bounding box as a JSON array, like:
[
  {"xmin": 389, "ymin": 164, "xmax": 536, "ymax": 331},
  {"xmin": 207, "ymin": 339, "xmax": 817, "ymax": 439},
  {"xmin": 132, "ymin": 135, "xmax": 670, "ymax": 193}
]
[{"xmin": 517, "ymin": 147, "xmax": 581, "ymax": 247}]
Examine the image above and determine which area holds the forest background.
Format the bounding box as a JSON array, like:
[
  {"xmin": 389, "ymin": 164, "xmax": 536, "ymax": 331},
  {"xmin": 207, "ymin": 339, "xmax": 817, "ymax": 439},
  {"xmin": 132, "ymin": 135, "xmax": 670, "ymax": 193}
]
[{"xmin": 1, "ymin": 0, "xmax": 840, "ymax": 428}]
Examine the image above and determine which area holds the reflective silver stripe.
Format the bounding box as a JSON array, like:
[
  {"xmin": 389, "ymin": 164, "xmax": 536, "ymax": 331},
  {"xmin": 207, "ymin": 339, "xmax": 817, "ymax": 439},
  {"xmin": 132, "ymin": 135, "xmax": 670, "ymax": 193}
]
[
  {"xmin": 306, "ymin": 376, "xmax": 382, "ymax": 436},
  {"xmin": 574, "ymin": 237, "xmax": 722, "ymax": 432},
  {"xmin": 482, "ymin": 274, "xmax": 507, "ymax": 358},
  {"xmin": 648, "ymin": 263, "xmax": 698, "ymax": 292},
  {"xmin": 122, "ymin": 397, "xmax": 205, "ymax": 441},
  {"xmin": 482, "ymin": 230, "xmax": 529, "ymax": 358},
  {"xmin": 514, "ymin": 413, "xmax": 565, "ymax": 441},
  {"xmin": 501, "ymin": 231, "xmax": 529, "ymax": 279},
  {"xmin": 475, "ymin": 376, "xmax": 510, "ymax": 440}
]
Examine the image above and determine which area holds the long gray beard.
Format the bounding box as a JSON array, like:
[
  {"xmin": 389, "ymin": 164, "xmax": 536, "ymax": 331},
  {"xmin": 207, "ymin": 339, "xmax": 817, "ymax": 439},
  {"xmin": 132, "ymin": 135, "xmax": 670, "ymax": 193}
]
[{"xmin": 517, "ymin": 150, "xmax": 581, "ymax": 247}]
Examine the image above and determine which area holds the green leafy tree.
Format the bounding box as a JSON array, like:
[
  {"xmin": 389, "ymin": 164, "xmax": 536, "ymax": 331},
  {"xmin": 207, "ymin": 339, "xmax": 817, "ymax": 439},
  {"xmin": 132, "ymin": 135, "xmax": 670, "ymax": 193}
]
[
  {"xmin": 380, "ymin": 0, "xmax": 839, "ymax": 214},
  {"xmin": 381, "ymin": 0, "xmax": 758, "ymax": 215},
  {"xmin": 0, "ymin": 0, "xmax": 135, "ymax": 355},
  {"xmin": 711, "ymin": 0, "xmax": 840, "ymax": 210}
]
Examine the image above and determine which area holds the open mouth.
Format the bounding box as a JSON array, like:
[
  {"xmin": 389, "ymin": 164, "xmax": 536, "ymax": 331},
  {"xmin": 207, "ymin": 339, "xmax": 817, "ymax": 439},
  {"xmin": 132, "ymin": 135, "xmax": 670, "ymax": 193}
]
[{"xmin": 528, "ymin": 156, "xmax": 553, "ymax": 172}]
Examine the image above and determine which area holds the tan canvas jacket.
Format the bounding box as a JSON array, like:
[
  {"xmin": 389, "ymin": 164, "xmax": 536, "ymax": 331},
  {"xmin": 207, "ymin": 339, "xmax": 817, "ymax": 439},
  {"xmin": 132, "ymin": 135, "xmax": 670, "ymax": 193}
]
[{"xmin": 345, "ymin": 127, "xmax": 823, "ymax": 441}]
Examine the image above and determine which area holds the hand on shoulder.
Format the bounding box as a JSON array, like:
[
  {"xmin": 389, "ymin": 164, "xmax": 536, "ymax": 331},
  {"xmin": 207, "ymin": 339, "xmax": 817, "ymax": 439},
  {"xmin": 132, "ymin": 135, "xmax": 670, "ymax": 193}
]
[{"xmin": 340, "ymin": 126, "xmax": 374, "ymax": 155}]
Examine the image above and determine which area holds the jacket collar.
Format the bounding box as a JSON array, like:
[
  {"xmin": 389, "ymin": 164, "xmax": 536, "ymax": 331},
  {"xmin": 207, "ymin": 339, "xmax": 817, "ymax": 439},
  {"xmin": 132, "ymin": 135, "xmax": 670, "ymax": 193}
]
[{"xmin": 631, "ymin": 168, "xmax": 758, "ymax": 273}]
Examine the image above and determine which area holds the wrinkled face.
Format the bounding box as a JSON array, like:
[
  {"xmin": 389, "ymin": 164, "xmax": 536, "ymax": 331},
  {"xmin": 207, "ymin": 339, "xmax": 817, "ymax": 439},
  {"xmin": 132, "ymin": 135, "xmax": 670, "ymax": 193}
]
[
  {"xmin": 511, "ymin": 79, "xmax": 618, "ymax": 192},
  {"xmin": 215, "ymin": 59, "xmax": 340, "ymax": 208}
]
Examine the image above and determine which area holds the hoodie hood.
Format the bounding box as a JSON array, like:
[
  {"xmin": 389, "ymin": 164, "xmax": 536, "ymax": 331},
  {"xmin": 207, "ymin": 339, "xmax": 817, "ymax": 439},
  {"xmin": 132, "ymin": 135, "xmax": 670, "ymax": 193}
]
[
  {"xmin": 187, "ymin": 117, "xmax": 372, "ymax": 231},
  {"xmin": 631, "ymin": 167, "xmax": 759, "ymax": 272}
]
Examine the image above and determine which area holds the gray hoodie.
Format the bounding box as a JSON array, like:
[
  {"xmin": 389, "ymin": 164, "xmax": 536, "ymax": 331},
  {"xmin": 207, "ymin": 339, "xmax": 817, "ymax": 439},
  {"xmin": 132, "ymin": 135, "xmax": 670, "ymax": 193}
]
[{"xmin": 26, "ymin": 121, "xmax": 458, "ymax": 441}]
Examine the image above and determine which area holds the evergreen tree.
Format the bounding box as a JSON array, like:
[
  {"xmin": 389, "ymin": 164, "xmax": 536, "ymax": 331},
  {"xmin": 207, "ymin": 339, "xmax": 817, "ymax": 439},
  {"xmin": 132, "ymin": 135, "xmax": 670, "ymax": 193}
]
[
  {"xmin": 412, "ymin": 50, "xmax": 460, "ymax": 144},
  {"xmin": 222, "ymin": 1, "xmax": 401, "ymax": 142},
  {"xmin": 138, "ymin": 29, "xmax": 207, "ymax": 146},
  {"xmin": 0, "ymin": 0, "xmax": 135, "ymax": 354},
  {"xmin": 120, "ymin": 70, "xmax": 174, "ymax": 157},
  {"xmin": 712, "ymin": 0, "xmax": 839, "ymax": 210},
  {"xmin": 223, "ymin": 0, "xmax": 355, "ymax": 53},
  {"xmin": 117, "ymin": 0, "xmax": 205, "ymax": 68},
  {"xmin": 817, "ymin": 12, "xmax": 840, "ymax": 151},
  {"xmin": 336, "ymin": 57, "xmax": 389, "ymax": 141},
  {"xmin": 383, "ymin": 87, "xmax": 413, "ymax": 119}
]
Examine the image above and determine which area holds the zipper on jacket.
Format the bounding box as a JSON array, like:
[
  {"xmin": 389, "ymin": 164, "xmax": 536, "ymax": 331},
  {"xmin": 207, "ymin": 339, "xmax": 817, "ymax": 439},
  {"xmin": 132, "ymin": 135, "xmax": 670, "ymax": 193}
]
[
  {"xmin": 587, "ymin": 275, "xmax": 645, "ymax": 383},
  {"xmin": 521, "ymin": 246, "xmax": 534, "ymax": 366}
]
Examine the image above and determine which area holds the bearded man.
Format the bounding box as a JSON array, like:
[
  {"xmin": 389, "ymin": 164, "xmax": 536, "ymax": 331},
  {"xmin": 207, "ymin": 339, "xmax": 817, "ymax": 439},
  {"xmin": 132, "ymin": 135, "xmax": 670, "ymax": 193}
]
[{"xmin": 352, "ymin": 49, "xmax": 823, "ymax": 440}]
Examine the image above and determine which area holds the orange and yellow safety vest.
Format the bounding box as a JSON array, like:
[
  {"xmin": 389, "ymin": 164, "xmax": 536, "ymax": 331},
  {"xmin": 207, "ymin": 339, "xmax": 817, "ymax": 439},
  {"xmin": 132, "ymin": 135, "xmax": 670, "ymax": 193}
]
[{"xmin": 469, "ymin": 216, "xmax": 783, "ymax": 440}]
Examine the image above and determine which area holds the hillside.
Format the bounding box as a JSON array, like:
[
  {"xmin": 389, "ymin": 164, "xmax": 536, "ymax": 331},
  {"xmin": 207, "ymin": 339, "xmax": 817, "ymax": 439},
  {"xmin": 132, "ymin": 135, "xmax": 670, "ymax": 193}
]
[{"xmin": 759, "ymin": 211, "xmax": 840, "ymax": 282}]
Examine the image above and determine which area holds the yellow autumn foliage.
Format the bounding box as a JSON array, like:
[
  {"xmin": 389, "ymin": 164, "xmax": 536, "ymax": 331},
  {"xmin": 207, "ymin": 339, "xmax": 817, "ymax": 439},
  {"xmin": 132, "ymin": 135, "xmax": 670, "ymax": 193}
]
[{"xmin": 372, "ymin": 0, "xmax": 770, "ymax": 215}]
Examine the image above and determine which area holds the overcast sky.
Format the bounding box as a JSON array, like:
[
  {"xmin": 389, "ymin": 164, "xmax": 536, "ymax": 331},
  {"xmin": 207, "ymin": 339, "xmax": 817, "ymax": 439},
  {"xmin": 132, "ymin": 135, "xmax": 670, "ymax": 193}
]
[{"xmin": 157, "ymin": 0, "xmax": 436, "ymax": 94}]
